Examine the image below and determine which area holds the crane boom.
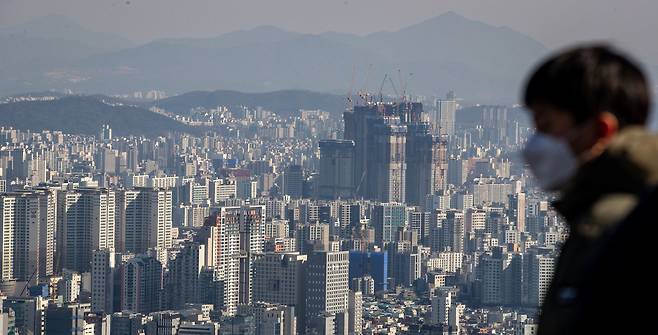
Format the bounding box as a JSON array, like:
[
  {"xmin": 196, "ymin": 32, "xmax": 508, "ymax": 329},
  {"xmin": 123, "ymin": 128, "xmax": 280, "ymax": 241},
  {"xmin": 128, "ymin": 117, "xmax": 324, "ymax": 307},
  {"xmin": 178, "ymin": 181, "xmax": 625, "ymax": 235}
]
[
  {"xmin": 346, "ymin": 65, "xmax": 356, "ymax": 110},
  {"xmin": 378, "ymin": 74, "xmax": 388, "ymax": 103}
]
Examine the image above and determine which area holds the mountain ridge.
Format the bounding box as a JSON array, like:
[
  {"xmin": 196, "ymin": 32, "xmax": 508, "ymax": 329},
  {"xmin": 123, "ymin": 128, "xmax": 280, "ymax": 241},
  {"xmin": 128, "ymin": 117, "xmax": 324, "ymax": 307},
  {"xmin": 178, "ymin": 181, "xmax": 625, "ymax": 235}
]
[
  {"xmin": 0, "ymin": 96, "xmax": 198, "ymax": 137},
  {"xmin": 0, "ymin": 12, "xmax": 549, "ymax": 104}
]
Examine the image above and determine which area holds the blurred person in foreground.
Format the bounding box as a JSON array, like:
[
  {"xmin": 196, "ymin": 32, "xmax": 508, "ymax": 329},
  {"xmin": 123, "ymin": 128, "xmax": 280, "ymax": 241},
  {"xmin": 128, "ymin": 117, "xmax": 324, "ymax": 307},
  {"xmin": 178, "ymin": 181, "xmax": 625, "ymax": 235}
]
[{"xmin": 522, "ymin": 45, "xmax": 657, "ymax": 334}]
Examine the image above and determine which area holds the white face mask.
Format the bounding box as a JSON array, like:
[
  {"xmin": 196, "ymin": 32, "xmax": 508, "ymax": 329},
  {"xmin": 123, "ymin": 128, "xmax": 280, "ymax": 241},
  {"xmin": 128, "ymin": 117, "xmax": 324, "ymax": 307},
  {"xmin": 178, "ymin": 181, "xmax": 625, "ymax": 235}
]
[{"xmin": 522, "ymin": 133, "xmax": 578, "ymax": 191}]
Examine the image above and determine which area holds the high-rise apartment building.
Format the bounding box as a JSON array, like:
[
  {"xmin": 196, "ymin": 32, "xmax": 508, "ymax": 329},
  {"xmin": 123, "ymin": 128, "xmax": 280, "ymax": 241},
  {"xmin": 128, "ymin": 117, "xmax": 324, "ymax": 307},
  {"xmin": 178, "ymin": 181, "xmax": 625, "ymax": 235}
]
[
  {"xmin": 121, "ymin": 254, "xmax": 163, "ymax": 314},
  {"xmin": 441, "ymin": 210, "xmax": 466, "ymax": 253},
  {"xmin": 168, "ymin": 241, "xmax": 206, "ymax": 309},
  {"xmin": 200, "ymin": 205, "xmax": 264, "ymax": 315},
  {"xmin": 57, "ymin": 188, "xmax": 116, "ymax": 273},
  {"xmin": 508, "ymin": 192, "xmax": 527, "ymax": 233},
  {"xmin": 91, "ymin": 249, "xmax": 118, "ymax": 313},
  {"xmin": 0, "ymin": 189, "xmax": 56, "ymax": 283},
  {"xmin": 479, "ymin": 246, "xmax": 516, "ymax": 306},
  {"xmin": 432, "ymin": 92, "xmax": 457, "ymax": 137},
  {"xmin": 431, "ymin": 287, "xmax": 463, "ymax": 333},
  {"xmin": 527, "ymin": 250, "xmax": 555, "ymax": 307},
  {"xmin": 210, "ymin": 178, "xmax": 237, "ymax": 203},
  {"xmin": 348, "ymin": 290, "xmax": 363, "ymax": 335},
  {"xmin": 116, "ymin": 188, "xmax": 172, "ymax": 254},
  {"xmin": 296, "ymin": 223, "xmax": 330, "ymax": 253}
]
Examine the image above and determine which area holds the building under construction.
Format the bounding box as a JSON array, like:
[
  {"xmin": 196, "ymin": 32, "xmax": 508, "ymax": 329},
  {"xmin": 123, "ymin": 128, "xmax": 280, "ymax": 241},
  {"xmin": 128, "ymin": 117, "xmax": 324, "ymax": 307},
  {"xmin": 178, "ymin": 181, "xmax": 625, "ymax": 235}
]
[{"xmin": 323, "ymin": 101, "xmax": 447, "ymax": 206}]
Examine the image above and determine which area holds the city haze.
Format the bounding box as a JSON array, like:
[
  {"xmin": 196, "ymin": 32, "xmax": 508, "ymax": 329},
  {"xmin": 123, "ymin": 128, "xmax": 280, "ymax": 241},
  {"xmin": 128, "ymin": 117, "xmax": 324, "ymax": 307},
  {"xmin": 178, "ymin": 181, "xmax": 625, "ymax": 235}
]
[
  {"xmin": 1, "ymin": 0, "xmax": 656, "ymax": 60},
  {"xmin": 0, "ymin": 2, "xmax": 655, "ymax": 334}
]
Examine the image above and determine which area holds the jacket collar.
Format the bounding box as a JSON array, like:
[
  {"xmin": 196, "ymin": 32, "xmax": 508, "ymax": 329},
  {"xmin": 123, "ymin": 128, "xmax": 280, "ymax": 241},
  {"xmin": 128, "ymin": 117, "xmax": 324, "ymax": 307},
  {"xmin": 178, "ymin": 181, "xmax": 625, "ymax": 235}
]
[{"xmin": 553, "ymin": 127, "xmax": 655, "ymax": 225}]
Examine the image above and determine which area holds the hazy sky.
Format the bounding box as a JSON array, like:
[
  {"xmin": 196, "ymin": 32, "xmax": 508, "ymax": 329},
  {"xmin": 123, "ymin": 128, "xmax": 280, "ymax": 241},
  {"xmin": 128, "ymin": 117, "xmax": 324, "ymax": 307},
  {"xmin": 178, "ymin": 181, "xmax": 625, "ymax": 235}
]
[{"xmin": 1, "ymin": 0, "xmax": 657, "ymax": 62}]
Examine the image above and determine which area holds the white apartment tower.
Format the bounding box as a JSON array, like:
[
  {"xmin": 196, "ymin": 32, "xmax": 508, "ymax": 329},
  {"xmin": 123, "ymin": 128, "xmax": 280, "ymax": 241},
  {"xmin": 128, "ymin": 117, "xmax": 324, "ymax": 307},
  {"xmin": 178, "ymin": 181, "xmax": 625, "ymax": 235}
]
[
  {"xmin": 528, "ymin": 253, "xmax": 555, "ymax": 306},
  {"xmin": 348, "ymin": 290, "xmax": 363, "ymax": 335},
  {"xmin": 57, "ymin": 188, "xmax": 115, "ymax": 273},
  {"xmin": 117, "ymin": 188, "xmax": 172, "ymax": 254},
  {"xmin": 433, "ymin": 92, "xmax": 457, "ymax": 137},
  {"xmin": 0, "ymin": 189, "xmax": 56, "ymax": 282},
  {"xmin": 91, "ymin": 249, "xmax": 117, "ymax": 313}
]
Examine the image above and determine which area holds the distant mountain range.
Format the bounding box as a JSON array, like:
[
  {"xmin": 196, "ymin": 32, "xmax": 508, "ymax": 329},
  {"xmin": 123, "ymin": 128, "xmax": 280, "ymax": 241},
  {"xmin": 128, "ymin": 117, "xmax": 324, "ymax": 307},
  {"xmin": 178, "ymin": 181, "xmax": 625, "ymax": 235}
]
[
  {"xmin": 0, "ymin": 96, "xmax": 196, "ymax": 137},
  {"xmin": 0, "ymin": 12, "xmax": 550, "ymax": 104}
]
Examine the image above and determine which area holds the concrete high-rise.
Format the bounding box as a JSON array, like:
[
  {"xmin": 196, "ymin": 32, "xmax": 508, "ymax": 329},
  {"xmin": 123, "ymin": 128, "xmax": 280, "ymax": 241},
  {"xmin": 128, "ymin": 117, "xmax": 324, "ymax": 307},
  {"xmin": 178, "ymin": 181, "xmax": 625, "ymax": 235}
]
[
  {"xmin": 168, "ymin": 241, "xmax": 206, "ymax": 309},
  {"xmin": 405, "ymin": 123, "xmax": 448, "ymax": 206},
  {"xmin": 431, "ymin": 287, "xmax": 453, "ymax": 326},
  {"xmin": 116, "ymin": 188, "xmax": 173, "ymax": 254},
  {"xmin": 211, "ymin": 178, "xmax": 237, "ymax": 203},
  {"xmin": 480, "ymin": 247, "xmax": 512, "ymax": 306},
  {"xmin": 200, "ymin": 205, "xmax": 264, "ymax": 315},
  {"xmin": 91, "ymin": 249, "xmax": 118, "ymax": 313},
  {"xmin": 99, "ymin": 124, "xmax": 112, "ymax": 143},
  {"xmin": 447, "ymin": 158, "xmax": 469, "ymax": 187},
  {"xmin": 370, "ymin": 122, "xmax": 407, "ymax": 203},
  {"xmin": 407, "ymin": 210, "xmax": 431, "ymax": 245},
  {"xmin": 305, "ymin": 251, "xmax": 349, "ymax": 321},
  {"xmin": 0, "ymin": 189, "xmax": 56, "ymax": 283},
  {"xmin": 318, "ymin": 140, "xmax": 355, "ymax": 200},
  {"xmin": 234, "ymin": 205, "xmax": 265, "ymax": 306},
  {"xmin": 432, "ymin": 92, "xmax": 457, "ymax": 137},
  {"xmin": 121, "ymin": 254, "xmax": 163, "ymax": 314},
  {"xmin": 527, "ymin": 251, "xmax": 555, "ymax": 307},
  {"xmin": 390, "ymin": 251, "xmax": 421, "ymax": 287},
  {"xmin": 202, "ymin": 210, "xmax": 239, "ymax": 316},
  {"xmin": 57, "ymin": 188, "xmax": 116, "ymax": 273},
  {"xmin": 44, "ymin": 302, "xmax": 91, "ymax": 335},
  {"xmin": 146, "ymin": 311, "xmax": 181, "ymax": 335},
  {"xmin": 2, "ymin": 296, "xmax": 46, "ymax": 335},
  {"xmin": 508, "ymin": 192, "xmax": 527, "ymax": 233},
  {"xmin": 283, "ymin": 165, "xmax": 303, "ymax": 199},
  {"xmin": 372, "ymin": 203, "xmax": 407, "ymax": 246},
  {"xmin": 481, "ymin": 105, "xmax": 510, "ymax": 145},
  {"xmin": 296, "ymin": 223, "xmax": 330, "ymax": 253},
  {"xmin": 252, "ymin": 252, "xmax": 307, "ymax": 330},
  {"xmin": 441, "ymin": 210, "xmax": 465, "ymax": 253},
  {"xmin": 465, "ymin": 208, "xmax": 487, "ymax": 233},
  {"xmin": 109, "ymin": 312, "xmax": 146, "ymax": 335},
  {"xmin": 231, "ymin": 205, "xmax": 266, "ymax": 255},
  {"xmin": 337, "ymin": 203, "xmax": 362, "ymax": 238},
  {"xmin": 344, "ymin": 102, "xmax": 423, "ymax": 203},
  {"xmin": 431, "ymin": 287, "xmax": 464, "ymax": 334},
  {"xmin": 348, "ymin": 290, "xmax": 363, "ymax": 335}
]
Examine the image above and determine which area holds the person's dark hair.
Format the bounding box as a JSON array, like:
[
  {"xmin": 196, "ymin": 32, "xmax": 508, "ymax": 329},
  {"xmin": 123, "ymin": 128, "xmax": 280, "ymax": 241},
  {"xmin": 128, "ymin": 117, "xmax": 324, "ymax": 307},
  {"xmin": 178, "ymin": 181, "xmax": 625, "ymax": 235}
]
[{"xmin": 524, "ymin": 44, "xmax": 651, "ymax": 127}]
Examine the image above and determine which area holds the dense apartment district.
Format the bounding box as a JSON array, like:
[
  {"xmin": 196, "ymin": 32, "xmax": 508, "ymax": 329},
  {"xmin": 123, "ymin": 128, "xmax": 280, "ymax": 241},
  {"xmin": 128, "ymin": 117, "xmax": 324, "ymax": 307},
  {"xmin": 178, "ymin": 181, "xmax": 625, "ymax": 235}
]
[{"xmin": 0, "ymin": 93, "xmax": 560, "ymax": 334}]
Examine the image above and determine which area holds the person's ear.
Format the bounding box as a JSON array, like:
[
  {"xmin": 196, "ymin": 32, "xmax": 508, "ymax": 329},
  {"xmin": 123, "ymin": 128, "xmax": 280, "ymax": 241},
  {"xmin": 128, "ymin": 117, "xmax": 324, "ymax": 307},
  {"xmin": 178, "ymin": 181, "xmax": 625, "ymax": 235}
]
[{"xmin": 597, "ymin": 112, "xmax": 619, "ymax": 140}]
